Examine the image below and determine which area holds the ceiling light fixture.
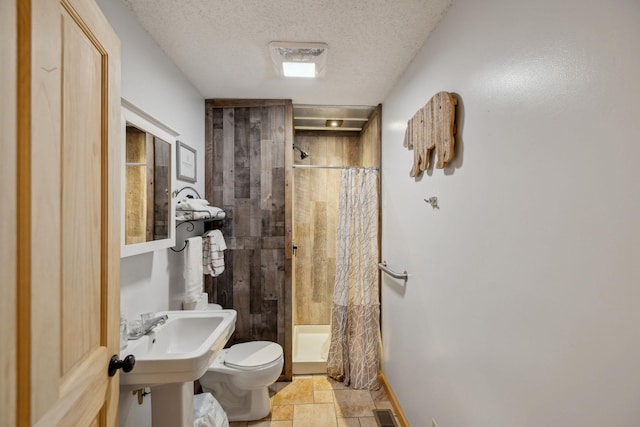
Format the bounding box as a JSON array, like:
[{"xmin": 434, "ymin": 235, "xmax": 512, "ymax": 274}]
[
  {"xmin": 325, "ymin": 120, "xmax": 344, "ymax": 127},
  {"xmin": 269, "ymin": 41, "xmax": 328, "ymax": 78}
]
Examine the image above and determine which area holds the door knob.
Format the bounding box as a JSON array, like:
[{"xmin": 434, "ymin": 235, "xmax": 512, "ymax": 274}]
[{"xmin": 108, "ymin": 354, "xmax": 135, "ymax": 377}]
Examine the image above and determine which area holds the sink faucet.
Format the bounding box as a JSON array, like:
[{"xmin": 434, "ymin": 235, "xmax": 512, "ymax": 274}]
[
  {"xmin": 129, "ymin": 314, "xmax": 168, "ymax": 340},
  {"xmin": 143, "ymin": 314, "xmax": 168, "ymax": 333}
]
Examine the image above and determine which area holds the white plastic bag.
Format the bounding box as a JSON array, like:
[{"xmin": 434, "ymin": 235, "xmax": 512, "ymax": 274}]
[{"xmin": 193, "ymin": 392, "xmax": 229, "ymax": 427}]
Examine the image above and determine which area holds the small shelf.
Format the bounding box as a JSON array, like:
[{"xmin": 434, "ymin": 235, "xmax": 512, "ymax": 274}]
[{"xmin": 171, "ymin": 186, "xmax": 228, "ymax": 252}]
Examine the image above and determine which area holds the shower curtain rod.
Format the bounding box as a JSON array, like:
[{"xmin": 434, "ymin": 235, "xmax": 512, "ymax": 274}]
[{"xmin": 292, "ymin": 165, "xmax": 379, "ymax": 170}]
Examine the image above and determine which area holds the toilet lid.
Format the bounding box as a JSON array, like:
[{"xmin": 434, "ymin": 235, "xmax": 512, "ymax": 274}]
[{"xmin": 224, "ymin": 341, "xmax": 283, "ymax": 369}]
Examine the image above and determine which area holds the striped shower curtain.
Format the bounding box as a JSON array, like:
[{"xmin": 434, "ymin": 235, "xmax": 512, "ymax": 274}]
[{"xmin": 327, "ymin": 168, "xmax": 380, "ymax": 390}]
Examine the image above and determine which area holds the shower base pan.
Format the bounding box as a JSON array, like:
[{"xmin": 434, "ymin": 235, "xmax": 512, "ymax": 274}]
[{"xmin": 292, "ymin": 324, "xmax": 331, "ymax": 375}]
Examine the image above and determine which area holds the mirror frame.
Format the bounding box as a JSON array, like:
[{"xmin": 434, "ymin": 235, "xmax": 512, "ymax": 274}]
[{"xmin": 121, "ymin": 99, "xmax": 177, "ymax": 257}]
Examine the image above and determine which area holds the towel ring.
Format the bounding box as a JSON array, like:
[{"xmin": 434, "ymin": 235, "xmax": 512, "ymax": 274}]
[{"xmin": 170, "ymin": 240, "xmax": 189, "ymax": 253}]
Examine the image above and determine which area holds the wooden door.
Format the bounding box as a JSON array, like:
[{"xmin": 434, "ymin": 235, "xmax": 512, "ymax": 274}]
[
  {"xmin": 1, "ymin": 0, "xmax": 18, "ymax": 425},
  {"xmin": 9, "ymin": 0, "xmax": 121, "ymax": 425}
]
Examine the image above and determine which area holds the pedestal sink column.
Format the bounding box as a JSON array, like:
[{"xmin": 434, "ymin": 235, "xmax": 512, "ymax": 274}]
[{"xmin": 151, "ymin": 382, "xmax": 194, "ymax": 427}]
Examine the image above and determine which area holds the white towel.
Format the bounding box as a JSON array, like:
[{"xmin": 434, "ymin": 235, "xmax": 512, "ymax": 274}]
[
  {"xmin": 182, "ymin": 292, "xmax": 209, "ymax": 310},
  {"xmin": 176, "ymin": 201, "xmax": 225, "ymax": 221},
  {"xmin": 211, "ymin": 229, "xmax": 227, "ymax": 251},
  {"xmin": 183, "ymin": 237, "xmax": 203, "ymax": 303},
  {"xmin": 176, "ymin": 197, "xmax": 210, "ymax": 209},
  {"xmin": 203, "ymin": 230, "xmax": 226, "ymax": 277}
]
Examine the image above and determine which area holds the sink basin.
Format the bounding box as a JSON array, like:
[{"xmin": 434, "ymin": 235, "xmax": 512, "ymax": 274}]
[{"xmin": 120, "ymin": 309, "xmax": 236, "ymax": 387}]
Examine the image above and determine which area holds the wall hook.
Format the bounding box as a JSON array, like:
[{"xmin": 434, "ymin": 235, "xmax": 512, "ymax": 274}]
[{"xmin": 424, "ymin": 196, "xmax": 439, "ymax": 209}]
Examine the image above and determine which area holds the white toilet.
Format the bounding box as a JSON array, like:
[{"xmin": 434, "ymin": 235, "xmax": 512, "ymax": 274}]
[{"xmin": 198, "ymin": 305, "xmax": 284, "ymax": 421}]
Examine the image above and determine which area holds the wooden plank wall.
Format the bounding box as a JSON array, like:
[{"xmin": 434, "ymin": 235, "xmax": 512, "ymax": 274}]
[
  {"xmin": 204, "ymin": 100, "xmax": 292, "ymax": 377},
  {"xmin": 293, "ymin": 105, "xmax": 381, "ymax": 325},
  {"xmin": 360, "ymin": 105, "xmax": 382, "ymax": 168}
]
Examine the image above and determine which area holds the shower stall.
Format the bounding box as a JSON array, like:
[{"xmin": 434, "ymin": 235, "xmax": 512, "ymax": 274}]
[
  {"xmin": 291, "ymin": 106, "xmax": 381, "ymax": 374},
  {"xmin": 203, "ymin": 101, "xmax": 380, "ymax": 378}
]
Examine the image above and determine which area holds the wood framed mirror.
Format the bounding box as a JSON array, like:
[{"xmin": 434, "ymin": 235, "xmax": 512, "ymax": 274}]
[{"xmin": 121, "ymin": 99, "xmax": 177, "ymax": 257}]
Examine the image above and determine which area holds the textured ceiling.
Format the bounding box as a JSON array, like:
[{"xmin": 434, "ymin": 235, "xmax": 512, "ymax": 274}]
[{"xmin": 122, "ymin": 0, "xmax": 451, "ymax": 109}]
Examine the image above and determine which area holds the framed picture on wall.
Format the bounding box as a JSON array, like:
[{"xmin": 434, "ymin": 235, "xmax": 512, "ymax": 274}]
[{"xmin": 176, "ymin": 141, "xmax": 197, "ymax": 183}]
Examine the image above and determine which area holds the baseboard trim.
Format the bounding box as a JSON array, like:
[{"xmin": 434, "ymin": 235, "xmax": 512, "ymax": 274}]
[{"xmin": 380, "ymin": 371, "xmax": 410, "ymax": 427}]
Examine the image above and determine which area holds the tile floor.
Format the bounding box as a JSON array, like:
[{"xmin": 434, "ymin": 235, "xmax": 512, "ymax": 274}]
[{"xmin": 228, "ymin": 374, "xmax": 399, "ymax": 427}]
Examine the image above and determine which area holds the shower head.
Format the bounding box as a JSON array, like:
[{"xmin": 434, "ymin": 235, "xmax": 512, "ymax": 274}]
[{"xmin": 293, "ymin": 144, "xmax": 310, "ymax": 160}]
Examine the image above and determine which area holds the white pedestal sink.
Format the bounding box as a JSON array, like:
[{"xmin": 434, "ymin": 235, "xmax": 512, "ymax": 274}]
[{"xmin": 120, "ymin": 310, "xmax": 237, "ymax": 427}]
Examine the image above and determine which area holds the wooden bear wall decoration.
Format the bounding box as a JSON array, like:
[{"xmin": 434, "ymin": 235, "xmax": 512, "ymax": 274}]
[{"xmin": 403, "ymin": 91, "xmax": 457, "ymax": 177}]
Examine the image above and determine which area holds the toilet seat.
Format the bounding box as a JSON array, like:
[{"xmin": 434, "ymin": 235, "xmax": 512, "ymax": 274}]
[{"xmin": 224, "ymin": 341, "xmax": 283, "ymax": 371}]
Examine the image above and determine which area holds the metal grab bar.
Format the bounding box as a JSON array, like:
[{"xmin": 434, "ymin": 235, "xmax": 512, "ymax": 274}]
[{"xmin": 378, "ymin": 261, "xmax": 408, "ymax": 281}]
